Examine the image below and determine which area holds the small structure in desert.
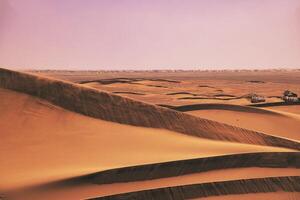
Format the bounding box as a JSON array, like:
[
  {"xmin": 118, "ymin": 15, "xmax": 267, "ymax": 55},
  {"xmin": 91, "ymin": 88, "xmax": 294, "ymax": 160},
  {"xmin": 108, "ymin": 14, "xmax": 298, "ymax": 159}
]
[
  {"xmin": 249, "ymin": 93, "xmax": 265, "ymax": 103},
  {"xmin": 283, "ymin": 90, "xmax": 299, "ymax": 103}
]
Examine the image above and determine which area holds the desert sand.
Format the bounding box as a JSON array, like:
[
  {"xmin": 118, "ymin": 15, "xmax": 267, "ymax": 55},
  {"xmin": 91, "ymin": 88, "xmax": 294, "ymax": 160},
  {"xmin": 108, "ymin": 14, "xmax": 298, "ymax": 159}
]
[
  {"xmin": 187, "ymin": 108, "xmax": 300, "ymax": 141},
  {"xmin": 1, "ymin": 68, "xmax": 299, "ymax": 200}
]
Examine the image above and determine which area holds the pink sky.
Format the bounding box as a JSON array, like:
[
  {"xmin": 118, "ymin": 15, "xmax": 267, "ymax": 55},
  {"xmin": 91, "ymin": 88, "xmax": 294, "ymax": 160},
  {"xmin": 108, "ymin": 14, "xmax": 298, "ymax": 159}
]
[{"xmin": 0, "ymin": 0, "xmax": 299, "ymax": 70}]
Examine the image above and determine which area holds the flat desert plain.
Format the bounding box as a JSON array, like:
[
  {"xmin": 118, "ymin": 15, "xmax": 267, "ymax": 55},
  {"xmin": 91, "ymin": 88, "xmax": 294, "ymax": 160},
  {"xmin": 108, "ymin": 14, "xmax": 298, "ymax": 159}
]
[{"xmin": 0, "ymin": 68, "xmax": 300, "ymax": 200}]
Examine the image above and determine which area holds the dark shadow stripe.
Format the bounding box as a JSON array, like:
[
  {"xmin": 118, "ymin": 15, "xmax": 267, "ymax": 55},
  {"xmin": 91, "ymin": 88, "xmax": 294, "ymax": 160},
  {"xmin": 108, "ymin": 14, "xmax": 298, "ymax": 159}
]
[
  {"xmin": 248, "ymin": 102, "xmax": 300, "ymax": 107},
  {"xmin": 112, "ymin": 91, "xmax": 146, "ymax": 96},
  {"xmin": 158, "ymin": 103, "xmax": 277, "ymax": 115},
  {"xmin": 79, "ymin": 78, "xmax": 180, "ymax": 84}
]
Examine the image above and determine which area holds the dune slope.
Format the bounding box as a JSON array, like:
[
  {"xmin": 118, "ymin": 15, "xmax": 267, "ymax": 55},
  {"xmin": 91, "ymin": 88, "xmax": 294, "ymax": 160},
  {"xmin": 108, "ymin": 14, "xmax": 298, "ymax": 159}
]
[
  {"xmin": 0, "ymin": 68, "xmax": 299, "ymax": 150},
  {"xmin": 89, "ymin": 176, "xmax": 300, "ymax": 200},
  {"xmin": 2, "ymin": 88, "xmax": 295, "ymax": 193},
  {"xmin": 183, "ymin": 106, "xmax": 300, "ymax": 141},
  {"xmin": 1, "ymin": 68, "xmax": 300, "ymax": 200},
  {"xmin": 10, "ymin": 168, "xmax": 300, "ymax": 200}
]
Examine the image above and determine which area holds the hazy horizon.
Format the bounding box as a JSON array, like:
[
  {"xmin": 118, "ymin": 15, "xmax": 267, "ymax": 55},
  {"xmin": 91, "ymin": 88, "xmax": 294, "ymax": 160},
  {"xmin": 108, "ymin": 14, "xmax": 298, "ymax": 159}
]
[
  {"xmin": 1, "ymin": 0, "xmax": 300, "ymax": 70},
  {"xmin": 5, "ymin": 66, "xmax": 300, "ymax": 71}
]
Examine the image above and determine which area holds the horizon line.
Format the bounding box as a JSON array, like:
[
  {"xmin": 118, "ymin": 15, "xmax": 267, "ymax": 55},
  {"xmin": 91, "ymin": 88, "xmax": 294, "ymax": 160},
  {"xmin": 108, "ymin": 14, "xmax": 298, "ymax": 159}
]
[{"xmin": 2, "ymin": 66, "xmax": 300, "ymax": 72}]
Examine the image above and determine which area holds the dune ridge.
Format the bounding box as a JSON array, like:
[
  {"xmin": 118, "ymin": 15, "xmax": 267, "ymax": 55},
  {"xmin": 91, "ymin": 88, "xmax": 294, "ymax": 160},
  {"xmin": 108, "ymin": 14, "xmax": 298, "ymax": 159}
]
[
  {"xmin": 249, "ymin": 102, "xmax": 300, "ymax": 107},
  {"xmin": 79, "ymin": 78, "xmax": 180, "ymax": 85},
  {"xmin": 89, "ymin": 176, "xmax": 300, "ymax": 200},
  {"xmin": 112, "ymin": 91, "xmax": 146, "ymax": 95},
  {"xmin": 32, "ymin": 152, "xmax": 298, "ymax": 187},
  {"xmin": 0, "ymin": 68, "xmax": 300, "ymax": 150},
  {"xmin": 159, "ymin": 103, "xmax": 278, "ymax": 114},
  {"xmin": 90, "ymin": 152, "xmax": 300, "ymax": 184},
  {"xmin": 178, "ymin": 96, "xmax": 244, "ymax": 101},
  {"xmin": 15, "ymin": 152, "xmax": 298, "ymax": 191}
]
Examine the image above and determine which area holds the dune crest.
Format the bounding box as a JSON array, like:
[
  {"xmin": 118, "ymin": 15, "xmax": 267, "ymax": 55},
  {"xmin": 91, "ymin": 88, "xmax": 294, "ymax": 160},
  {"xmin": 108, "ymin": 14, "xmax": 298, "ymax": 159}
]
[{"xmin": 89, "ymin": 176, "xmax": 300, "ymax": 200}]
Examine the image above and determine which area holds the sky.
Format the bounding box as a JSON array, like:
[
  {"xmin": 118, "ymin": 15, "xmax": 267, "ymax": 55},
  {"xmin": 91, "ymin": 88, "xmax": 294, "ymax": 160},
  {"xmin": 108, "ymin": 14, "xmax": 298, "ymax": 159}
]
[{"xmin": 0, "ymin": 0, "xmax": 299, "ymax": 70}]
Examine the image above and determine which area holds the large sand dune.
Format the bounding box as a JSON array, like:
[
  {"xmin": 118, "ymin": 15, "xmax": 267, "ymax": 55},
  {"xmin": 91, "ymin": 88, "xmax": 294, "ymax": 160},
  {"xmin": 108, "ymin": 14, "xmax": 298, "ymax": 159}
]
[
  {"xmin": 1, "ymin": 68, "xmax": 299, "ymax": 200},
  {"xmin": 0, "ymin": 68, "xmax": 299, "ymax": 150},
  {"xmin": 162, "ymin": 103, "xmax": 300, "ymax": 141},
  {"xmin": 1, "ymin": 88, "xmax": 294, "ymax": 190}
]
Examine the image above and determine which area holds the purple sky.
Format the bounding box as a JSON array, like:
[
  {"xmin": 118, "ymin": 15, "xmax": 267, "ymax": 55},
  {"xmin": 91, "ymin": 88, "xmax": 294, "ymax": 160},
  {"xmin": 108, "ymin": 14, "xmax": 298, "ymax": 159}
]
[{"xmin": 0, "ymin": 0, "xmax": 299, "ymax": 70}]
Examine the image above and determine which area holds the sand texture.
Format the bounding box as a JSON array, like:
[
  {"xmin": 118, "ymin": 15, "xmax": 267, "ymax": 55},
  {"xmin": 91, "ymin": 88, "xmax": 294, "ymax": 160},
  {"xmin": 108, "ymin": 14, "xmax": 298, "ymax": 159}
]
[{"xmin": 1, "ymin": 68, "xmax": 299, "ymax": 200}]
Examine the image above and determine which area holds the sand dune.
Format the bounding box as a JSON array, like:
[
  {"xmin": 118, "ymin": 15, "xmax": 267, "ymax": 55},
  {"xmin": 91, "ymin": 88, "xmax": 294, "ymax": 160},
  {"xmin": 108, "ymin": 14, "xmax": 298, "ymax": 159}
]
[
  {"xmin": 161, "ymin": 103, "xmax": 300, "ymax": 141},
  {"xmin": 266, "ymin": 105, "xmax": 300, "ymax": 115},
  {"xmin": 88, "ymin": 176, "xmax": 300, "ymax": 200},
  {"xmin": 37, "ymin": 69, "xmax": 300, "ymax": 107},
  {"xmin": 90, "ymin": 152, "xmax": 300, "ymax": 185},
  {"xmin": 9, "ymin": 168, "xmax": 300, "ymax": 200},
  {"xmin": 185, "ymin": 106, "xmax": 300, "ymax": 141},
  {"xmin": 2, "ymin": 88, "xmax": 295, "ymax": 192},
  {"xmin": 5, "ymin": 152, "xmax": 300, "ymax": 199},
  {"xmin": 1, "ymin": 68, "xmax": 299, "ymax": 150},
  {"xmin": 1, "ymin": 68, "xmax": 299, "ymax": 200},
  {"xmin": 8, "ymin": 152, "xmax": 299, "ymax": 199},
  {"xmin": 249, "ymin": 102, "xmax": 300, "ymax": 107}
]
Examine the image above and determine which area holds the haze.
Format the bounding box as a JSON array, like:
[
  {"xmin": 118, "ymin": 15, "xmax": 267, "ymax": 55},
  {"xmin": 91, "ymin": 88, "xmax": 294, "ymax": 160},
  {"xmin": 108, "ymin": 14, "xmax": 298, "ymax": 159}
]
[{"xmin": 0, "ymin": 0, "xmax": 299, "ymax": 70}]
